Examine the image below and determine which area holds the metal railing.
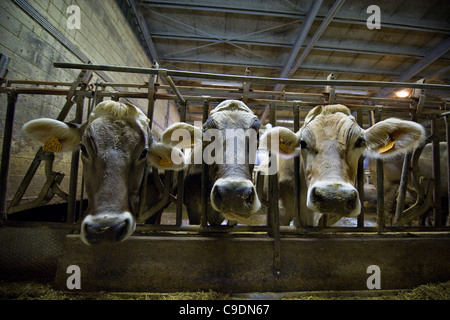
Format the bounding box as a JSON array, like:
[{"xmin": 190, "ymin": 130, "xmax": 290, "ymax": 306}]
[{"xmin": 1, "ymin": 62, "xmax": 450, "ymax": 238}]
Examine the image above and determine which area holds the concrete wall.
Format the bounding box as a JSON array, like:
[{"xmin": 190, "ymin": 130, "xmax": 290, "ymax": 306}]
[{"xmin": 0, "ymin": 0, "xmax": 179, "ymax": 206}]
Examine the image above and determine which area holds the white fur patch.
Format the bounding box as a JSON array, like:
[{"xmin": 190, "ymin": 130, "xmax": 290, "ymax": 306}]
[
  {"xmin": 88, "ymin": 101, "xmax": 149, "ymax": 133},
  {"xmin": 210, "ymin": 100, "xmax": 254, "ymax": 115}
]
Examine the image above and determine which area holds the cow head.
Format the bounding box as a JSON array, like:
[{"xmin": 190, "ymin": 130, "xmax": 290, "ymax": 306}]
[
  {"xmin": 23, "ymin": 101, "xmax": 189, "ymax": 245},
  {"xmin": 162, "ymin": 100, "xmax": 261, "ymax": 223},
  {"xmin": 261, "ymin": 104, "xmax": 425, "ymax": 218}
]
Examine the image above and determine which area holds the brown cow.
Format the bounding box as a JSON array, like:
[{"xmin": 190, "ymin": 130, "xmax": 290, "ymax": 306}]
[
  {"xmin": 259, "ymin": 104, "xmax": 426, "ymax": 226},
  {"xmin": 23, "ymin": 101, "xmax": 192, "ymax": 244}
]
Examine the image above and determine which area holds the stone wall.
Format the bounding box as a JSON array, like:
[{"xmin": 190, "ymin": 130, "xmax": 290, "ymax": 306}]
[{"xmin": 0, "ymin": 0, "xmax": 179, "ymax": 206}]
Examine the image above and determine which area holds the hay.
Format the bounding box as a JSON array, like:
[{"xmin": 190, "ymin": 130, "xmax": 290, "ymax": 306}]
[
  {"xmin": 1, "ymin": 280, "xmax": 449, "ymax": 300},
  {"xmin": 0, "ymin": 280, "xmax": 230, "ymax": 300},
  {"xmin": 396, "ymin": 281, "xmax": 450, "ymax": 300}
]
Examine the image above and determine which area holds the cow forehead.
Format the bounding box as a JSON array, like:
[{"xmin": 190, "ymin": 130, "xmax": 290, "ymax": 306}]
[
  {"xmin": 302, "ymin": 111, "xmax": 362, "ymax": 146},
  {"xmin": 84, "ymin": 101, "xmax": 150, "ymax": 146},
  {"xmin": 211, "ymin": 109, "xmax": 257, "ymax": 128},
  {"xmin": 209, "ymin": 100, "xmax": 257, "ymax": 129},
  {"xmin": 84, "ymin": 118, "xmax": 143, "ymax": 150},
  {"xmin": 88, "ymin": 101, "xmax": 149, "ymax": 132},
  {"xmin": 210, "ymin": 100, "xmax": 253, "ymax": 115}
]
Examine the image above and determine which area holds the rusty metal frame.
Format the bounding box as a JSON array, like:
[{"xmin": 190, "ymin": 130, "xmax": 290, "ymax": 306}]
[{"xmin": 1, "ymin": 62, "xmax": 449, "ymax": 275}]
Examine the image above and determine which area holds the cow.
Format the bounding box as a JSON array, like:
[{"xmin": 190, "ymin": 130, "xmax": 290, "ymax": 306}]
[
  {"xmin": 368, "ymin": 141, "xmax": 449, "ymax": 225},
  {"xmin": 161, "ymin": 100, "xmax": 262, "ymax": 225},
  {"xmin": 23, "ymin": 101, "xmax": 192, "ymax": 244},
  {"xmin": 259, "ymin": 104, "xmax": 426, "ymax": 226}
]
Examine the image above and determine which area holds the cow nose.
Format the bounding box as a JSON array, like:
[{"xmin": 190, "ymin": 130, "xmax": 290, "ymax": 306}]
[
  {"xmin": 311, "ymin": 185, "xmax": 358, "ymax": 214},
  {"xmin": 81, "ymin": 213, "xmax": 135, "ymax": 245},
  {"xmin": 212, "ymin": 184, "xmax": 255, "ymax": 209}
]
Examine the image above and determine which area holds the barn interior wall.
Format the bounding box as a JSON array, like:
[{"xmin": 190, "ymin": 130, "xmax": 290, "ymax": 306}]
[{"xmin": 0, "ymin": 0, "xmax": 179, "ymax": 205}]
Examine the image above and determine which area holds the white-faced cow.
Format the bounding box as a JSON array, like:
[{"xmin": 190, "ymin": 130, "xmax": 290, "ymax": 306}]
[
  {"xmin": 260, "ymin": 104, "xmax": 426, "ymax": 226},
  {"xmin": 161, "ymin": 100, "xmax": 262, "ymax": 225},
  {"xmin": 23, "ymin": 101, "xmax": 189, "ymax": 244}
]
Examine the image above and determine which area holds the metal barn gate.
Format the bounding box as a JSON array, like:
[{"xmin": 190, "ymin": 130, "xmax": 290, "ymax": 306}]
[{"xmin": 1, "ymin": 61, "xmax": 449, "ymax": 292}]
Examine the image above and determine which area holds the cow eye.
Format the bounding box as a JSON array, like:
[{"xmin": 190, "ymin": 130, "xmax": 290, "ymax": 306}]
[
  {"xmin": 139, "ymin": 148, "xmax": 148, "ymax": 160},
  {"xmin": 251, "ymin": 119, "xmax": 261, "ymax": 131},
  {"xmin": 204, "ymin": 118, "xmax": 217, "ymax": 130},
  {"xmin": 355, "ymin": 137, "xmax": 365, "ymax": 148},
  {"xmin": 300, "ymin": 140, "xmax": 308, "ymax": 149},
  {"xmin": 80, "ymin": 144, "xmax": 88, "ymax": 157}
]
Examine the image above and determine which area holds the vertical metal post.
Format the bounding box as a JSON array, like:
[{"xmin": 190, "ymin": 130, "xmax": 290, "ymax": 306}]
[
  {"xmin": 444, "ymin": 108, "xmax": 450, "ymax": 223},
  {"xmin": 431, "ymin": 115, "xmax": 442, "ymax": 226},
  {"xmin": 394, "ymin": 95, "xmax": 423, "ymax": 225},
  {"xmin": 138, "ymin": 73, "xmax": 157, "ymax": 221},
  {"xmin": 66, "ymin": 94, "xmax": 84, "ymax": 224},
  {"xmin": 0, "ymin": 91, "xmax": 17, "ymax": 221},
  {"xmin": 292, "ymin": 101, "xmax": 301, "ymax": 229},
  {"xmin": 200, "ymin": 97, "xmax": 210, "ymax": 229},
  {"xmin": 269, "ymin": 104, "xmax": 281, "ymax": 275},
  {"xmin": 374, "ymin": 107, "xmax": 385, "ymax": 232},
  {"xmin": 356, "ymin": 109, "xmax": 365, "ymax": 227},
  {"xmin": 176, "ymin": 101, "xmax": 187, "ymax": 226}
]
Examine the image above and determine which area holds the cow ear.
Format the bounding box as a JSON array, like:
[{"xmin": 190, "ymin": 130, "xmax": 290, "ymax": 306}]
[
  {"xmin": 23, "ymin": 118, "xmax": 84, "ymax": 152},
  {"xmin": 363, "ymin": 118, "xmax": 425, "ymax": 158},
  {"xmin": 148, "ymin": 141, "xmax": 188, "ymax": 171},
  {"xmin": 259, "ymin": 126, "xmax": 300, "ymax": 157},
  {"xmin": 161, "ymin": 122, "xmax": 201, "ymax": 148}
]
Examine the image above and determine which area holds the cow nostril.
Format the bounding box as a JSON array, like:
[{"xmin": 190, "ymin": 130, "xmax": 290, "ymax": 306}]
[
  {"xmin": 114, "ymin": 220, "xmax": 129, "ymax": 242},
  {"xmin": 242, "ymin": 187, "xmax": 255, "ymax": 204},
  {"xmin": 312, "ymin": 186, "xmax": 325, "ymax": 201},
  {"xmin": 212, "ymin": 186, "xmax": 224, "ymax": 207}
]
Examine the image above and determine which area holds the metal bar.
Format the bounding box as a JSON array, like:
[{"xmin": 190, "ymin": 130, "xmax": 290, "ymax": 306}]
[
  {"xmin": 277, "ymin": 0, "xmax": 323, "ymax": 80},
  {"xmin": 138, "ymin": 74, "xmax": 157, "ymax": 221},
  {"xmin": 53, "ymin": 63, "xmax": 450, "ymax": 91},
  {"xmin": 356, "ymin": 109, "xmax": 365, "ymax": 227},
  {"xmin": 128, "ymin": 0, "xmax": 159, "ymax": 62},
  {"xmin": 139, "ymin": 1, "xmax": 450, "ymax": 33},
  {"xmin": 0, "ymin": 92, "xmax": 17, "ymax": 221},
  {"xmin": 398, "ymin": 37, "xmax": 450, "ymax": 82},
  {"xmin": 290, "ymin": 0, "xmax": 346, "ymax": 76},
  {"xmin": 431, "ymin": 115, "xmax": 442, "ymax": 226},
  {"xmin": 374, "ymin": 108, "xmax": 385, "ymax": 232},
  {"xmin": 393, "ymin": 154, "xmax": 411, "ymax": 226},
  {"xmin": 268, "ymin": 104, "xmax": 281, "ymax": 275},
  {"xmin": 163, "ymin": 73, "xmax": 186, "ymax": 105},
  {"xmin": 176, "ymin": 101, "xmax": 187, "ymax": 226},
  {"xmin": 393, "ymin": 96, "xmax": 423, "ymax": 225},
  {"xmin": 200, "ymin": 97, "xmax": 210, "ymax": 229},
  {"xmin": 66, "ymin": 94, "xmax": 84, "ymax": 224},
  {"xmin": 292, "ymin": 102, "xmax": 301, "ymax": 229},
  {"xmin": 445, "ymin": 107, "xmax": 450, "ymax": 224}
]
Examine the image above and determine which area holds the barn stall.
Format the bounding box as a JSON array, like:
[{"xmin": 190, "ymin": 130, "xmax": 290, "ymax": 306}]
[{"xmin": 0, "ymin": 0, "xmax": 449, "ymax": 297}]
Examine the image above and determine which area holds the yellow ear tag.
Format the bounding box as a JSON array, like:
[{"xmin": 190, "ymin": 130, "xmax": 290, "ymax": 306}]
[
  {"xmin": 378, "ymin": 139, "xmax": 395, "ymax": 154},
  {"xmin": 42, "ymin": 137, "xmax": 62, "ymax": 153},
  {"xmin": 159, "ymin": 157, "xmax": 173, "ymax": 167},
  {"xmin": 280, "ymin": 141, "xmax": 293, "ymax": 154}
]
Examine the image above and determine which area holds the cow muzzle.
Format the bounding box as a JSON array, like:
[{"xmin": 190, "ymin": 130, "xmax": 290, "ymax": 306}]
[
  {"xmin": 80, "ymin": 212, "xmax": 136, "ymax": 245},
  {"xmin": 307, "ymin": 182, "xmax": 360, "ymax": 217},
  {"xmin": 211, "ymin": 178, "xmax": 261, "ymax": 222}
]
